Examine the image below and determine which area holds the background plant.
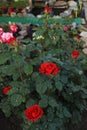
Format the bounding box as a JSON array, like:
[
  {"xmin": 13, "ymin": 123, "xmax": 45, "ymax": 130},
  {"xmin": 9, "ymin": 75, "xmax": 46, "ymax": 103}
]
[{"xmin": 0, "ymin": 15, "xmax": 87, "ymax": 130}]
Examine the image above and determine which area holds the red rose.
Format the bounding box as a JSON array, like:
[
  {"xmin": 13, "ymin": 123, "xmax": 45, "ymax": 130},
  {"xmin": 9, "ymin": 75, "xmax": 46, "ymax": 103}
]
[
  {"xmin": 2, "ymin": 86, "xmax": 11, "ymax": 94},
  {"xmin": 8, "ymin": 7, "xmax": 13, "ymax": 14},
  {"xmin": 7, "ymin": 37, "xmax": 16, "ymax": 45},
  {"xmin": 72, "ymin": 50, "xmax": 79, "ymax": 59},
  {"xmin": 9, "ymin": 24, "xmax": 18, "ymax": 33},
  {"xmin": 39, "ymin": 62, "xmax": 60, "ymax": 75},
  {"xmin": 44, "ymin": 6, "xmax": 51, "ymax": 14},
  {"xmin": 24, "ymin": 104, "xmax": 44, "ymax": 122}
]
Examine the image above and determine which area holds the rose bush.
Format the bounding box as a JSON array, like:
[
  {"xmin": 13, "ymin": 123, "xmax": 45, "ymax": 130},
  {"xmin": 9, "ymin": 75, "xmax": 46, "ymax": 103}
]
[{"xmin": 0, "ymin": 14, "xmax": 87, "ymax": 130}]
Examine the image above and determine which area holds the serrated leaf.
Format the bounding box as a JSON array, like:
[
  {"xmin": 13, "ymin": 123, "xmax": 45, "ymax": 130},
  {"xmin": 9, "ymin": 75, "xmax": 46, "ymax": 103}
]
[
  {"xmin": 10, "ymin": 94, "xmax": 24, "ymax": 107},
  {"xmin": 26, "ymin": 99, "xmax": 37, "ymax": 107},
  {"xmin": 10, "ymin": 81, "xmax": 21, "ymax": 87},
  {"xmin": 48, "ymin": 123, "xmax": 56, "ymax": 130},
  {"xmin": 71, "ymin": 85, "xmax": 81, "ymax": 92},
  {"xmin": 63, "ymin": 107, "xmax": 71, "ymax": 118},
  {"xmin": 55, "ymin": 81, "xmax": 63, "ymax": 91},
  {"xmin": 60, "ymin": 75, "xmax": 68, "ymax": 83},
  {"xmin": 0, "ymin": 53, "xmax": 10, "ymax": 65},
  {"xmin": 12, "ymin": 73, "xmax": 20, "ymax": 80},
  {"xmin": 36, "ymin": 83, "xmax": 47, "ymax": 95},
  {"xmin": 81, "ymin": 88, "xmax": 87, "ymax": 94},
  {"xmin": 49, "ymin": 97, "xmax": 57, "ymax": 107},
  {"xmin": 7, "ymin": 87, "xmax": 19, "ymax": 95},
  {"xmin": 2, "ymin": 104, "xmax": 11, "ymax": 117},
  {"xmin": 1, "ymin": 65, "xmax": 16, "ymax": 76},
  {"xmin": 39, "ymin": 96, "xmax": 48, "ymax": 107},
  {"xmin": 24, "ymin": 63, "xmax": 33, "ymax": 75}
]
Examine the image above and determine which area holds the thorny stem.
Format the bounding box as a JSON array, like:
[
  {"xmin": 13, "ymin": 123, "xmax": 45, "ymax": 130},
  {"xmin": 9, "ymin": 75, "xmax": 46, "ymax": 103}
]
[
  {"xmin": 17, "ymin": 62, "xmax": 23, "ymax": 81},
  {"xmin": 14, "ymin": 47, "xmax": 23, "ymax": 81}
]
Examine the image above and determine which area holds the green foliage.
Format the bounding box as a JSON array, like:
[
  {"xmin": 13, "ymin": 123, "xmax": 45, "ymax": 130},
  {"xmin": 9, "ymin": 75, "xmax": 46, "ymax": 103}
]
[
  {"xmin": 0, "ymin": 15, "xmax": 87, "ymax": 130},
  {"xmin": 10, "ymin": 94, "xmax": 24, "ymax": 107},
  {"xmin": 11, "ymin": 1, "xmax": 29, "ymax": 8}
]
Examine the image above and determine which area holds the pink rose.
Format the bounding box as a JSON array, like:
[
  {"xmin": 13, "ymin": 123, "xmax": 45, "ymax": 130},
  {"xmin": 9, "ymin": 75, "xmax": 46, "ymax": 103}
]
[
  {"xmin": 63, "ymin": 25, "xmax": 69, "ymax": 31},
  {"xmin": 1, "ymin": 32, "xmax": 14, "ymax": 43},
  {"xmin": 9, "ymin": 24, "xmax": 18, "ymax": 33},
  {"xmin": 0, "ymin": 28, "xmax": 4, "ymax": 35}
]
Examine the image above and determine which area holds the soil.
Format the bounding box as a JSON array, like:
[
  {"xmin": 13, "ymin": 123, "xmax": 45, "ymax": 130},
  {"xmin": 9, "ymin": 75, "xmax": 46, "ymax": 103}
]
[
  {"xmin": 70, "ymin": 110, "xmax": 87, "ymax": 130},
  {"xmin": 0, "ymin": 110, "xmax": 22, "ymax": 130},
  {"xmin": 0, "ymin": 109, "xmax": 87, "ymax": 130}
]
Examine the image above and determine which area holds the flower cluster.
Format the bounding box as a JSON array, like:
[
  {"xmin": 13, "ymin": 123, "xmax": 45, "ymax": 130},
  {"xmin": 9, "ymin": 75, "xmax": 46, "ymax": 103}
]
[{"xmin": 0, "ymin": 24, "xmax": 18, "ymax": 45}]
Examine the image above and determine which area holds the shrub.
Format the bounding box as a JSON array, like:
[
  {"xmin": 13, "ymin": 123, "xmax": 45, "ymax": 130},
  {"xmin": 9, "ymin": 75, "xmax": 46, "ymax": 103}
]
[{"xmin": 0, "ymin": 15, "xmax": 87, "ymax": 130}]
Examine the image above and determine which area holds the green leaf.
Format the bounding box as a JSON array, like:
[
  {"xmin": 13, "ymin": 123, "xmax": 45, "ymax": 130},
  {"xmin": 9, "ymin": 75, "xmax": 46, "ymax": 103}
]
[
  {"xmin": 63, "ymin": 107, "xmax": 71, "ymax": 118},
  {"xmin": 55, "ymin": 81, "xmax": 63, "ymax": 91},
  {"xmin": 71, "ymin": 85, "xmax": 81, "ymax": 92},
  {"xmin": 2, "ymin": 104, "xmax": 11, "ymax": 117},
  {"xmin": 48, "ymin": 97, "xmax": 57, "ymax": 107},
  {"xmin": 81, "ymin": 88, "xmax": 87, "ymax": 94},
  {"xmin": 12, "ymin": 73, "xmax": 20, "ymax": 81},
  {"xmin": 10, "ymin": 81, "xmax": 21, "ymax": 87},
  {"xmin": 60, "ymin": 75, "xmax": 68, "ymax": 83},
  {"xmin": 26, "ymin": 99, "xmax": 37, "ymax": 107},
  {"xmin": 0, "ymin": 53, "xmax": 10, "ymax": 65},
  {"xmin": 24, "ymin": 63, "xmax": 33, "ymax": 75},
  {"xmin": 10, "ymin": 94, "xmax": 24, "ymax": 107},
  {"xmin": 48, "ymin": 123, "xmax": 56, "ymax": 130},
  {"xmin": 7, "ymin": 87, "xmax": 19, "ymax": 95},
  {"xmin": 62, "ymin": 92, "xmax": 73, "ymax": 102},
  {"xmin": 36, "ymin": 81, "xmax": 47, "ymax": 95},
  {"xmin": 39, "ymin": 95, "xmax": 48, "ymax": 108},
  {"xmin": 47, "ymin": 107, "xmax": 54, "ymax": 121},
  {"xmin": 0, "ymin": 100, "xmax": 11, "ymax": 117},
  {"xmin": 1, "ymin": 65, "xmax": 16, "ymax": 76}
]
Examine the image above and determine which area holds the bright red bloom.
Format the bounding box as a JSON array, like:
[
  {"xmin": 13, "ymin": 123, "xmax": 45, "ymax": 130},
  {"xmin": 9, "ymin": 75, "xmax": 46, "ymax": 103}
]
[
  {"xmin": 39, "ymin": 62, "xmax": 60, "ymax": 75},
  {"xmin": 72, "ymin": 50, "xmax": 79, "ymax": 59},
  {"xmin": 2, "ymin": 86, "xmax": 11, "ymax": 94},
  {"xmin": 7, "ymin": 37, "xmax": 16, "ymax": 45},
  {"xmin": 44, "ymin": 6, "xmax": 51, "ymax": 14},
  {"xmin": 8, "ymin": 7, "xmax": 13, "ymax": 14},
  {"xmin": 24, "ymin": 104, "xmax": 44, "ymax": 122},
  {"xmin": 9, "ymin": 24, "xmax": 18, "ymax": 33}
]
